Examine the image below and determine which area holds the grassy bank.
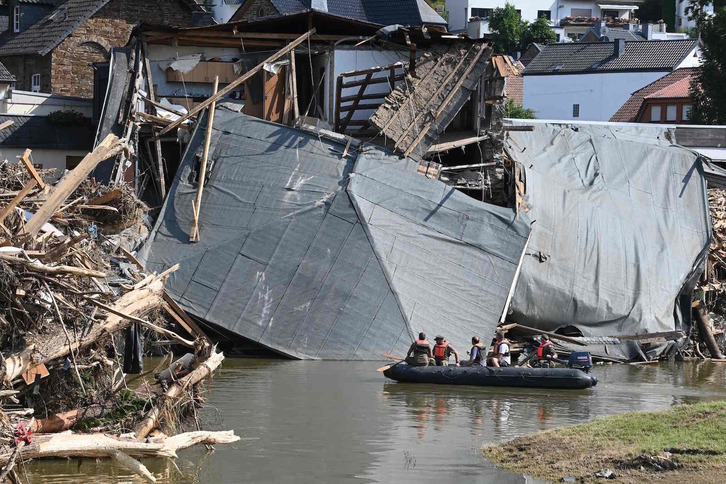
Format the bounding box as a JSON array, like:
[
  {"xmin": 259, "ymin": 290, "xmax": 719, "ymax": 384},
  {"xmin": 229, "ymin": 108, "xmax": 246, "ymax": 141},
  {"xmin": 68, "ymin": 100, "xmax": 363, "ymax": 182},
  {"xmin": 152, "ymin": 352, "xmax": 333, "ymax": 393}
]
[{"xmin": 483, "ymin": 400, "xmax": 726, "ymax": 483}]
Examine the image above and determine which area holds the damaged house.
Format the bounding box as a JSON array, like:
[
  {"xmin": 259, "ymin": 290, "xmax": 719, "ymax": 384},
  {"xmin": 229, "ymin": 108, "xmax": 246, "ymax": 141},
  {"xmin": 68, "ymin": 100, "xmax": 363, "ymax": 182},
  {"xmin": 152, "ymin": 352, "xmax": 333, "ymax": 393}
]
[{"xmin": 98, "ymin": 13, "xmax": 716, "ymax": 360}]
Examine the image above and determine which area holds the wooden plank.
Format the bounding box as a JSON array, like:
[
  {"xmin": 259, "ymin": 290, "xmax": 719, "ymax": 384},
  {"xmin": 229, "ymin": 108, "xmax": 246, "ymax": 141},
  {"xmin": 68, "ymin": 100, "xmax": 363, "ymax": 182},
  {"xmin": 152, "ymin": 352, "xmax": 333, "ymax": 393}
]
[
  {"xmin": 339, "ymin": 92, "xmax": 389, "ymax": 103},
  {"xmin": 20, "ymin": 149, "xmax": 45, "ymax": 190},
  {"xmin": 158, "ymin": 29, "xmax": 315, "ymax": 137},
  {"xmin": 341, "ymin": 75, "xmax": 404, "ymax": 89},
  {"xmin": 338, "ymin": 102, "xmax": 384, "ymax": 113},
  {"xmin": 427, "ymin": 135, "xmax": 488, "ymax": 154},
  {"xmin": 87, "ymin": 189, "xmax": 121, "ymax": 206},
  {"xmin": 502, "ymin": 125, "xmax": 535, "ymax": 132},
  {"xmin": 338, "ymin": 63, "xmax": 404, "ymax": 78},
  {"xmin": 0, "ymin": 179, "xmax": 36, "ymax": 225},
  {"xmin": 162, "ymin": 301, "xmax": 198, "ymax": 340},
  {"xmin": 140, "ymin": 96, "xmax": 185, "ymax": 117},
  {"xmin": 0, "ymin": 120, "xmax": 14, "ymax": 132},
  {"xmin": 22, "ymin": 134, "xmax": 122, "ymax": 238},
  {"xmin": 339, "ymin": 72, "xmax": 371, "ymax": 132},
  {"xmin": 190, "ymin": 77, "xmax": 218, "ymax": 243},
  {"xmin": 162, "ymin": 291, "xmax": 207, "ymax": 340}
]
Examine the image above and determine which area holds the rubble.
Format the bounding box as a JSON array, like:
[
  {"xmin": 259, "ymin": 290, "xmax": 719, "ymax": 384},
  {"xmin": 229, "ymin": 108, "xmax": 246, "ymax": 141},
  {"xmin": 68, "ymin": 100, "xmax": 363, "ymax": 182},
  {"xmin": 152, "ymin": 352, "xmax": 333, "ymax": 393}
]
[{"xmin": 0, "ymin": 134, "xmax": 235, "ymax": 482}]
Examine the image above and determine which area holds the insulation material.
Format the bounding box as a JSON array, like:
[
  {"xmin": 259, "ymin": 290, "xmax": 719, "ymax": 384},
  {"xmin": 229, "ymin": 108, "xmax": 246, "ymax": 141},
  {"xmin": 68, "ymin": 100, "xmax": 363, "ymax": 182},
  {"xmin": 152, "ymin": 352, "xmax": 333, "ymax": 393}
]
[
  {"xmin": 140, "ymin": 109, "xmax": 530, "ymax": 359},
  {"xmin": 506, "ymin": 122, "xmax": 711, "ymax": 337}
]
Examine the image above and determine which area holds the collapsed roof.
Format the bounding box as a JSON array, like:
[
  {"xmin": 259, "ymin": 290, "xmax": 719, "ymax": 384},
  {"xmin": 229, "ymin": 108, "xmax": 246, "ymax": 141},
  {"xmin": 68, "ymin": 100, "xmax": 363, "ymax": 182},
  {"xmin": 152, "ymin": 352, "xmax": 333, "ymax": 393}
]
[{"xmin": 139, "ymin": 109, "xmax": 529, "ymax": 358}]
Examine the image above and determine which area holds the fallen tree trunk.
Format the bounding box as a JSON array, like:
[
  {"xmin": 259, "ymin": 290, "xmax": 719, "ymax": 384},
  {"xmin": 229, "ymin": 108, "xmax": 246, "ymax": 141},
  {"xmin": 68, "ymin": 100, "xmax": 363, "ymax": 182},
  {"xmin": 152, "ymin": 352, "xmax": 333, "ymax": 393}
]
[
  {"xmin": 30, "ymin": 404, "xmax": 106, "ymax": 434},
  {"xmin": 0, "ymin": 430, "xmax": 240, "ymax": 466},
  {"xmin": 2, "ymin": 276, "xmax": 166, "ymax": 384},
  {"xmin": 134, "ymin": 350, "xmax": 224, "ymax": 440}
]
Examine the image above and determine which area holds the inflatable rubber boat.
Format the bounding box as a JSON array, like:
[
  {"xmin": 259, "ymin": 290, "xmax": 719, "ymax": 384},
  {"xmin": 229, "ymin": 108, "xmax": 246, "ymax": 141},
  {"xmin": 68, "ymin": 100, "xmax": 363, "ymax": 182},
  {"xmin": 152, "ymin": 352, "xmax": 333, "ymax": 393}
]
[{"xmin": 383, "ymin": 352, "xmax": 598, "ymax": 389}]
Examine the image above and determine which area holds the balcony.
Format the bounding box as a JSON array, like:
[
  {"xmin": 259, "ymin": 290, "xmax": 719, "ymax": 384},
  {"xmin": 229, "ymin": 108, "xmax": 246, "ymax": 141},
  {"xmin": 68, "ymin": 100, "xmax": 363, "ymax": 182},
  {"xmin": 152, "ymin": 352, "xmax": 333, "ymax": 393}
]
[{"xmin": 558, "ymin": 16, "xmax": 639, "ymax": 27}]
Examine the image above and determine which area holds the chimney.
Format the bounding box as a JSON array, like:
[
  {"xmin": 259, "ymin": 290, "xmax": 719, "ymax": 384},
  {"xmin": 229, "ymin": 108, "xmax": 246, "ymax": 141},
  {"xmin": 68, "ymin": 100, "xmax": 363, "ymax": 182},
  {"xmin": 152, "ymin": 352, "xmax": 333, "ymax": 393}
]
[
  {"xmin": 615, "ymin": 39, "xmax": 626, "ymax": 57},
  {"xmin": 643, "ymin": 22, "xmax": 653, "ymax": 40},
  {"xmin": 594, "ymin": 20, "xmax": 606, "ymax": 38}
]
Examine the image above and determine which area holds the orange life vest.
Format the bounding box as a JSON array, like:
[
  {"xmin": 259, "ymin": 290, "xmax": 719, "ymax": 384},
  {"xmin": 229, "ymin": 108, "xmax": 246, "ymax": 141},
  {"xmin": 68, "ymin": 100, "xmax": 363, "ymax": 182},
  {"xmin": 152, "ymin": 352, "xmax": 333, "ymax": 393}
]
[
  {"xmin": 495, "ymin": 339, "xmax": 510, "ymax": 356},
  {"xmin": 433, "ymin": 341, "xmax": 449, "ymax": 359},
  {"xmin": 537, "ymin": 340, "xmax": 553, "ymax": 358}
]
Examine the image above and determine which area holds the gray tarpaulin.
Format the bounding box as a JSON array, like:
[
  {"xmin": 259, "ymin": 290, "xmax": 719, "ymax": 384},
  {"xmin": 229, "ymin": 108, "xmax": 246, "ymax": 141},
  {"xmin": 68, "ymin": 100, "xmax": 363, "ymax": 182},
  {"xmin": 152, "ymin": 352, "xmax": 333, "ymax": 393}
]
[
  {"xmin": 139, "ymin": 109, "xmax": 530, "ymax": 359},
  {"xmin": 505, "ymin": 122, "xmax": 711, "ymax": 337}
]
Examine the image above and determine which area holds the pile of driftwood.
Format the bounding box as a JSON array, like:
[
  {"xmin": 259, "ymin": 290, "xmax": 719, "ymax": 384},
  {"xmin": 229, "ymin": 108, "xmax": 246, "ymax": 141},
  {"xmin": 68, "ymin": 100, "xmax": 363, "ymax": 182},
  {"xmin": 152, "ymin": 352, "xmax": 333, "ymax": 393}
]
[
  {"xmin": 693, "ymin": 188, "xmax": 726, "ymax": 359},
  {"xmin": 0, "ymin": 134, "xmax": 234, "ymax": 483}
]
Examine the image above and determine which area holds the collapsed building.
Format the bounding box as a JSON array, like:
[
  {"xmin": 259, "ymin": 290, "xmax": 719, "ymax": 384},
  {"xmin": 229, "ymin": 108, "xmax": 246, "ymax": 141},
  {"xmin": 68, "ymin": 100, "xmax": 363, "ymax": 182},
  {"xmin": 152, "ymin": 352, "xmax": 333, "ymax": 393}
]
[{"xmin": 95, "ymin": 14, "xmax": 721, "ymax": 360}]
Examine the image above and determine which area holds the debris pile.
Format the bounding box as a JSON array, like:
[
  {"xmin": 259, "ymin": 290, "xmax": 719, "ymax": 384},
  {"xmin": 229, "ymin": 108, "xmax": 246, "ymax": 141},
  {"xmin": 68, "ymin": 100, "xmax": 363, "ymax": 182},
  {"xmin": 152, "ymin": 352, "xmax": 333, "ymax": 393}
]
[
  {"xmin": 693, "ymin": 188, "xmax": 726, "ymax": 358},
  {"xmin": 0, "ymin": 135, "xmax": 235, "ymax": 482}
]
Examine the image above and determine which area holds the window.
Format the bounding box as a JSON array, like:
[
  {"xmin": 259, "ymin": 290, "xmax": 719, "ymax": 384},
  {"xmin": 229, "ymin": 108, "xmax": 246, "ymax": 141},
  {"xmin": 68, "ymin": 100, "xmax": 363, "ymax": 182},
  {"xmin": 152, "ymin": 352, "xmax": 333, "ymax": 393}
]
[
  {"xmin": 572, "ymin": 104, "xmax": 580, "ymax": 118},
  {"xmin": 13, "ymin": 6, "xmax": 20, "ymax": 33},
  {"xmin": 537, "ymin": 10, "xmax": 551, "ymax": 21},
  {"xmin": 571, "ymin": 8, "xmax": 592, "ymax": 18},
  {"xmin": 650, "ymin": 105, "xmax": 661, "ymax": 122},
  {"xmin": 471, "ymin": 8, "xmax": 492, "ymax": 19},
  {"xmin": 31, "ymin": 74, "xmax": 40, "ymax": 92},
  {"xmin": 666, "ymin": 104, "xmax": 677, "ymax": 121},
  {"xmin": 683, "ymin": 104, "xmax": 692, "ymax": 121},
  {"xmin": 602, "ymin": 9, "xmax": 619, "ymax": 20}
]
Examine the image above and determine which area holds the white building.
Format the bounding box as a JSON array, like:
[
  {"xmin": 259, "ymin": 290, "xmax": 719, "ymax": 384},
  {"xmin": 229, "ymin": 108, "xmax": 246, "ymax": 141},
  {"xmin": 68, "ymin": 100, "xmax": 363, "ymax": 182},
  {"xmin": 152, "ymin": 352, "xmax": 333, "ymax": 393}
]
[
  {"xmin": 522, "ymin": 39, "xmax": 700, "ymax": 121},
  {"xmin": 676, "ymin": 0, "xmax": 713, "ymax": 31},
  {"xmin": 210, "ymin": 0, "xmax": 242, "ymax": 24},
  {"xmin": 447, "ymin": 0, "xmax": 644, "ymax": 41}
]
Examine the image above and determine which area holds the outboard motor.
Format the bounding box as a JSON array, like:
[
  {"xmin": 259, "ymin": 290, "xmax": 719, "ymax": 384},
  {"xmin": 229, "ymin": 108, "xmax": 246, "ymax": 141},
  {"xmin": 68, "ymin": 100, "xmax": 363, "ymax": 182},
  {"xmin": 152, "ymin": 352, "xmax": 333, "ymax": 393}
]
[{"xmin": 567, "ymin": 352, "xmax": 593, "ymax": 372}]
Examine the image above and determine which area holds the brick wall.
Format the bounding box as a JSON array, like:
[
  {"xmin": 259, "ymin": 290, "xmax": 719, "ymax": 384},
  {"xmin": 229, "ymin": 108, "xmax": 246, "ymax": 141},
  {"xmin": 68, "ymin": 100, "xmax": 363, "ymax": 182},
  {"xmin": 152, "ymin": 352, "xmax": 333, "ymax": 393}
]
[
  {"xmin": 1, "ymin": 55, "xmax": 51, "ymax": 92},
  {"xmin": 51, "ymin": 0, "xmax": 197, "ymax": 98}
]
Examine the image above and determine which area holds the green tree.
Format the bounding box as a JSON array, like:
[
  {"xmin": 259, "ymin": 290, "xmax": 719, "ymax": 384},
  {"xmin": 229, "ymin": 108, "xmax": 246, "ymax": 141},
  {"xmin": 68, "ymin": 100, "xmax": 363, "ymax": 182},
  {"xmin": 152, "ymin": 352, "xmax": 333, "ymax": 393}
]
[
  {"xmin": 521, "ymin": 16, "xmax": 556, "ymax": 48},
  {"xmin": 488, "ymin": 3, "xmax": 525, "ymax": 55},
  {"xmin": 505, "ymin": 99, "xmax": 536, "ymax": 119},
  {"xmin": 688, "ymin": 1, "xmax": 726, "ymax": 124},
  {"xmin": 636, "ymin": 0, "xmax": 664, "ymax": 23}
]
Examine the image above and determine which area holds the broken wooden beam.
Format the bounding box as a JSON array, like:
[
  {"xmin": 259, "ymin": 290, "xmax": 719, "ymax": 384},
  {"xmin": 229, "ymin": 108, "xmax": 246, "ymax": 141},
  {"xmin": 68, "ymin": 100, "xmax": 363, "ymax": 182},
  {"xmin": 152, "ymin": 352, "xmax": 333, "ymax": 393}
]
[
  {"xmin": 0, "ymin": 253, "xmax": 106, "ymax": 278},
  {"xmin": 0, "ymin": 179, "xmax": 37, "ymax": 225},
  {"xmin": 158, "ymin": 29, "xmax": 315, "ymax": 137},
  {"xmin": 20, "ymin": 149, "xmax": 45, "ymax": 190},
  {"xmin": 22, "ymin": 134, "xmax": 124, "ymax": 238},
  {"xmin": 190, "ymin": 76, "xmax": 218, "ymax": 242}
]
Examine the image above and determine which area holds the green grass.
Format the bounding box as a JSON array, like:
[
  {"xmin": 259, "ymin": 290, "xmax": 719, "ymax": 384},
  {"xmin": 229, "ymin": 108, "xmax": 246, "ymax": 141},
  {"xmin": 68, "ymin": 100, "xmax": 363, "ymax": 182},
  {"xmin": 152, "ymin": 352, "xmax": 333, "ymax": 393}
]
[{"xmin": 484, "ymin": 400, "xmax": 726, "ymax": 483}]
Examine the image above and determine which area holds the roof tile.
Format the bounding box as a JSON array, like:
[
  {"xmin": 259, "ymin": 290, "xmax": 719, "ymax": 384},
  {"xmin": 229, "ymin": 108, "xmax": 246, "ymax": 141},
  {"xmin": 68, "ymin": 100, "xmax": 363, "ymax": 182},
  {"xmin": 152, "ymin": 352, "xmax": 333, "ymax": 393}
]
[{"xmin": 524, "ymin": 40, "xmax": 699, "ymax": 75}]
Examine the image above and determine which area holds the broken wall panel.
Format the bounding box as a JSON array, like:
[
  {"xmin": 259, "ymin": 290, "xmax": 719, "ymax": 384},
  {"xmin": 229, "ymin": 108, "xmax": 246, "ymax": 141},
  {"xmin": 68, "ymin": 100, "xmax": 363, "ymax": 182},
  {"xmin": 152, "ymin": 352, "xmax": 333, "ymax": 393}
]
[
  {"xmin": 506, "ymin": 122, "xmax": 711, "ymax": 337},
  {"xmin": 370, "ymin": 42, "xmax": 491, "ymax": 159}
]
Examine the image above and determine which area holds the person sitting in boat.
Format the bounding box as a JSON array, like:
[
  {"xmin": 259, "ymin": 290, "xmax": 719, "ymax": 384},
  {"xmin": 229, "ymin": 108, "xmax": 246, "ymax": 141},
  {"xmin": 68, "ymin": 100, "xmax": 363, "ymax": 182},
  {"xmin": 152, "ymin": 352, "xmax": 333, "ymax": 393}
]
[
  {"xmin": 461, "ymin": 336, "xmax": 485, "ymax": 366},
  {"xmin": 406, "ymin": 332, "xmax": 434, "ymax": 366},
  {"xmin": 537, "ymin": 335, "xmax": 558, "ymax": 368},
  {"xmin": 486, "ymin": 331, "xmax": 511, "ymax": 367},
  {"xmin": 433, "ymin": 336, "xmax": 460, "ymax": 366}
]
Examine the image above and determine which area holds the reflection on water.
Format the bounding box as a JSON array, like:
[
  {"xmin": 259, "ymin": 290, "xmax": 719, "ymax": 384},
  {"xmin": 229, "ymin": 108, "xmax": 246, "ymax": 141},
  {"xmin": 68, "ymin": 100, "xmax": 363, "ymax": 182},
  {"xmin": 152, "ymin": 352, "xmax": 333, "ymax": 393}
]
[{"xmin": 23, "ymin": 360, "xmax": 726, "ymax": 483}]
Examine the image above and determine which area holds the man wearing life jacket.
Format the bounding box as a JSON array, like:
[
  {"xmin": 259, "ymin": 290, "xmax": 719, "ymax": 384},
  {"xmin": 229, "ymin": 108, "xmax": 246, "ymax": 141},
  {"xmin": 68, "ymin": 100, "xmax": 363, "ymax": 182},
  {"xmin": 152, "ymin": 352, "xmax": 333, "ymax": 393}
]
[
  {"xmin": 406, "ymin": 332, "xmax": 433, "ymax": 366},
  {"xmin": 461, "ymin": 336, "xmax": 485, "ymax": 366},
  {"xmin": 487, "ymin": 331, "xmax": 511, "ymax": 367},
  {"xmin": 537, "ymin": 334, "xmax": 557, "ymax": 367},
  {"xmin": 433, "ymin": 335, "xmax": 460, "ymax": 366}
]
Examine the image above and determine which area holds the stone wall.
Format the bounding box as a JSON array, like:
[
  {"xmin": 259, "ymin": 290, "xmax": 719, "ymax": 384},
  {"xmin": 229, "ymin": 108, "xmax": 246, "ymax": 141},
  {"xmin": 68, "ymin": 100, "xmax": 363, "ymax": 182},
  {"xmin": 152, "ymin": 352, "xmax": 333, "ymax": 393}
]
[
  {"xmin": 50, "ymin": 0, "xmax": 197, "ymax": 98},
  {"xmin": 1, "ymin": 55, "xmax": 51, "ymax": 93}
]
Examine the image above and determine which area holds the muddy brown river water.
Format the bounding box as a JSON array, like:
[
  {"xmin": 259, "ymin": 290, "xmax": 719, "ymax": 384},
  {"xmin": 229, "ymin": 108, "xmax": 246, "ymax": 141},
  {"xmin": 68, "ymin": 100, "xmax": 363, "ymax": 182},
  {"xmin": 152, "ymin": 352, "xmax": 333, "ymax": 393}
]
[{"xmin": 22, "ymin": 360, "xmax": 726, "ymax": 483}]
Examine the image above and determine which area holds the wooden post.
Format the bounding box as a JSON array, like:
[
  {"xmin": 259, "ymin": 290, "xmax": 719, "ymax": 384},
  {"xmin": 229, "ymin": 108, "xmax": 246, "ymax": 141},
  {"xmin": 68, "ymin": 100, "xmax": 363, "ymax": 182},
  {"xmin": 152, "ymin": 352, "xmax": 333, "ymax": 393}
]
[
  {"xmin": 158, "ymin": 29, "xmax": 315, "ymax": 137},
  {"xmin": 190, "ymin": 76, "xmax": 218, "ymax": 243},
  {"xmin": 328, "ymin": 41, "xmax": 335, "ymax": 124},
  {"xmin": 142, "ymin": 41, "xmax": 166, "ymax": 199},
  {"xmin": 289, "ymin": 50, "xmax": 299, "ymax": 124}
]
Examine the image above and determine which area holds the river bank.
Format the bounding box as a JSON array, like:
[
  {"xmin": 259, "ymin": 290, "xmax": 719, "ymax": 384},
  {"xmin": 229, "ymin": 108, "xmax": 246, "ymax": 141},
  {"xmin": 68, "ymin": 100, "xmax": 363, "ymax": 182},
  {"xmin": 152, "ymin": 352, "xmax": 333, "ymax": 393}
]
[{"xmin": 484, "ymin": 399, "xmax": 726, "ymax": 483}]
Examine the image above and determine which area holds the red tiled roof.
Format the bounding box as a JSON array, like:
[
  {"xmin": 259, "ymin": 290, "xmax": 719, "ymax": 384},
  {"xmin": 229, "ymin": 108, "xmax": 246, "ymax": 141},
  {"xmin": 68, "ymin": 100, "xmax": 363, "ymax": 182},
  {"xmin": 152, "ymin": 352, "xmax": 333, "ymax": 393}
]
[
  {"xmin": 610, "ymin": 68, "xmax": 698, "ymax": 122},
  {"xmin": 645, "ymin": 75, "xmax": 693, "ymax": 99}
]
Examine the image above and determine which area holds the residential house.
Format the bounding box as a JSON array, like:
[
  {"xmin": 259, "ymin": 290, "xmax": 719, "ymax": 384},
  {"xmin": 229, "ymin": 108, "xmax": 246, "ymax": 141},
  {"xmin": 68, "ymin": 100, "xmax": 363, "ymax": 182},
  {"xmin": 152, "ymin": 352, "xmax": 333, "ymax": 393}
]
[
  {"xmin": 0, "ymin": 113, "xmax": 95, "ymax": 170},
  {"xmin": 522, "ymin": 39, "xmax": 700, "ymax": 121},
  {"xmin": 610, "ymin": 67, "xmax": 696, "ymax": 123},
  {"xmin": 446, "ymin": 0, "xmax": 643, "ymax": 41},
  {"xmin": 580, "ymin": 20, "xmax": 689, "ymax": 42},
  {"xmin": 676, "ymin": 0, "xmax": 713, "ymax": 31},
  {"xmin": 211, "ymin": 0, "xmax": 242, "ymax": 23},
  {"xmin": 0, "ymin": 0, "xmax": 206, "ymax": 99},
  {"xmin": 230, "ymin": 0, "xmax": 448, "ymax": 27}
]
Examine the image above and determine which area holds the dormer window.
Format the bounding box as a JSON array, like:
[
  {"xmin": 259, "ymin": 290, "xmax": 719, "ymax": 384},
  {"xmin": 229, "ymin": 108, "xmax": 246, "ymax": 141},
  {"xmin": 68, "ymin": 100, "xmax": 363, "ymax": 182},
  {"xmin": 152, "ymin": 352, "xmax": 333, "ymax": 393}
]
[{"xmin": 13, "ymin": 6, "xmax": 20, "ymax": 33}]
